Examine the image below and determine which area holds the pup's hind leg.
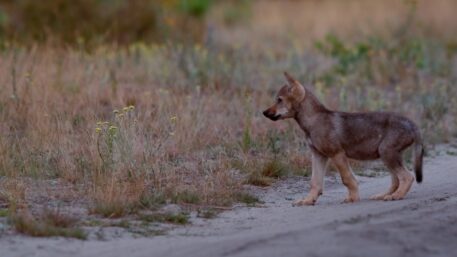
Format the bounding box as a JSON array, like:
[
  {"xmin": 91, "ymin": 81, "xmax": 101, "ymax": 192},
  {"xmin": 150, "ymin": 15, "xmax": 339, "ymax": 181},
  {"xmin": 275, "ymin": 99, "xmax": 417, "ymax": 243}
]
[
  {"xmin": 384, "ymin": 165, "xmax": 414, "ymax": 201},
  {"xmin": 331, "ymin": 152, "xmax": 360, "ymax": 203},
  {"xmin": 370, "ymin": 174, "xmax": 399, "ymax": 200},
  {"xmin": 380, "ymin": 152, "xmax": 414, "ymax": 201},
  {"xmin": 293, "ymin": 151, "xmax": 328, "ymax": 206}
]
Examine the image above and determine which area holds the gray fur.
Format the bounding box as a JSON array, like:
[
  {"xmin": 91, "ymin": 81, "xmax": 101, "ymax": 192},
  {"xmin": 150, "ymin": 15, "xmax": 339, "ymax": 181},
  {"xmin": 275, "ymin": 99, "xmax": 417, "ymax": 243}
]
[{"xmin": 263, "ymin": 72, "xmax": 424, "ymax": 205}]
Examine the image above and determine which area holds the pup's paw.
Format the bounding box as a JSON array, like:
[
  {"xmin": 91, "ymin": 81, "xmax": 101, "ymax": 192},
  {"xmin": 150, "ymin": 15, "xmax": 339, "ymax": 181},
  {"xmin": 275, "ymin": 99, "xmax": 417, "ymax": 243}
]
[
  {"xmin": 370, "ymin": 193, "xmax": 387, "ymax": 200},
  {"xmin": 342, "ymin": 195, "xmax": 360, "ymax": 203},
  {"xmin": 383, "ymin": 194, "xmax": 403, "ymax": 201},
  {"xmin": 292, "ymin": 198, "xmax": 315, "ymax": 206}
]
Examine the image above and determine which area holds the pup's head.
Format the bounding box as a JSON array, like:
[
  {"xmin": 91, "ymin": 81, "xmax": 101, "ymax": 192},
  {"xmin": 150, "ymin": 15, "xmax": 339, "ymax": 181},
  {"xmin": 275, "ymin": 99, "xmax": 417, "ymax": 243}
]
[{"xmin": 263, "ymin": 72, "xmax": 306, "ymax": 121}]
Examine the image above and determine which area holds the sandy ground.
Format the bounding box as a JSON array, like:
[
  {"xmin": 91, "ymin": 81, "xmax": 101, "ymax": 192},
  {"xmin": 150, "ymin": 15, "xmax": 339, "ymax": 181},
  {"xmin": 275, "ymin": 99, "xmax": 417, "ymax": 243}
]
[{"xmin": 2, "ymin": 152, "xmax": 457, "ymax": 257}]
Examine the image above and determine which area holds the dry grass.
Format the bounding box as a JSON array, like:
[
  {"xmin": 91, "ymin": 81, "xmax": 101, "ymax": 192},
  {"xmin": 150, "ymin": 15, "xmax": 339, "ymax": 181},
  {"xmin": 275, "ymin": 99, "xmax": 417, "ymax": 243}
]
[
  {"xmin": 0, "ymin": 34, "xmax": 455, "ymax": 214},
  {"xmin": 0, "ymin": 45, "xmax": 303, "ymax": 218},
  {"xmin": 9, "ymin": 209, "xmax": 86, "ymax": 239},
  {"xmin": 0, "ymin": 178, "xmax": 26, "ymax": 209},
  {"xmin": 1, "ymin": 1, "xmax": 457, "ymax": 237},
  {"xmin": 1, "ymin": 34, "xmax": 457, "ymax": 220}
]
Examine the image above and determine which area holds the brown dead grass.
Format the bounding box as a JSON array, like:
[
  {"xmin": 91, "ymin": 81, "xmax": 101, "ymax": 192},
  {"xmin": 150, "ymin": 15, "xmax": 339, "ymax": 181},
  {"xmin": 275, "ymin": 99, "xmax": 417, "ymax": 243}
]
[
  {"xmin": 1, "ymin": 1, "xmax": 457, "ymax": 231},
  {"xmin": 0, "ymin": 178, "xmax": 27, "ymax": 209},
  {"xmin": 0, "ymin": 46, "xmax": 291, "ymax": 218},
  {"xmin": 10, "ymin": 209, "xmax": 86, "ymax": 239},
  {"xmin": 1, "ymin": 37, "xmax": 456, "ymax": 221}
]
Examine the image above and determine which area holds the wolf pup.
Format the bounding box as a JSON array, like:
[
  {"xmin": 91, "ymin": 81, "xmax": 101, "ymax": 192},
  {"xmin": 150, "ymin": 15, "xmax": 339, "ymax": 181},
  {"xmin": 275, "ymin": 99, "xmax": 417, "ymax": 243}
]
[{"xmin": 263, "ymin": 72, "xmax": 424, "ymax": 206}]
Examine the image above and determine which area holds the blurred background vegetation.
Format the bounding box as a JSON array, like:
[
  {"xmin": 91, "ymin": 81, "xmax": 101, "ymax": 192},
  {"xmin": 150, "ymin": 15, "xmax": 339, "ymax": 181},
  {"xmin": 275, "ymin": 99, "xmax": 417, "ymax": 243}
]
[
  {"xmin": 0, "ymin": 0, "xmax": 216, "ymax": 46},
  {"xmin": 0, "ymin": 0, "xmax": 255, "ymax": 48},
  {"xmin": 0, "ymin": 0, "xmax": 457, "ymax": 48}
]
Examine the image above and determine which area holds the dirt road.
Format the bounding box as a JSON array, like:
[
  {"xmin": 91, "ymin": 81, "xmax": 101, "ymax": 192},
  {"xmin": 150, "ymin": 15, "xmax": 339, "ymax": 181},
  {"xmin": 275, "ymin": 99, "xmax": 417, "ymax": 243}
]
[{"xmin": 2, "ymin": 153, "xmax": 457, "ymax": 257}]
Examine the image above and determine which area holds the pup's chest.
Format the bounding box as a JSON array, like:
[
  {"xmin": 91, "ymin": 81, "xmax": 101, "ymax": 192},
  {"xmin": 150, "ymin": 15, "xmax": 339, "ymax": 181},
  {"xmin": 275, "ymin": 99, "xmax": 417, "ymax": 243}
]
[{"xmin": 305, "ymin": 131, "xmax": 340, "ymax": 156}]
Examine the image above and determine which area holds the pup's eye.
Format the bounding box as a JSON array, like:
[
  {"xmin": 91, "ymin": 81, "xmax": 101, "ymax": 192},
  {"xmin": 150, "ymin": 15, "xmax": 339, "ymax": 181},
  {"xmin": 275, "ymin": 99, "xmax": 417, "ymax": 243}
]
[{"xmin": 277, "ymin": 98, "xmax": 282, "ymax": 103}]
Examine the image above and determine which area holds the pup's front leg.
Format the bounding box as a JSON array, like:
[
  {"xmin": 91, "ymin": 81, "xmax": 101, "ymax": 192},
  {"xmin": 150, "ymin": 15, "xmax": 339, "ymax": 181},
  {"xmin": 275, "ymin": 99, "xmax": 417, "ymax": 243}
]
[
  {"xmin": 293, "ymin": 151, "xmax": 328, "ymax": 206},
  {"xmin": 331, "ymin": 152, "xmax": 360, "ymax": 203}
]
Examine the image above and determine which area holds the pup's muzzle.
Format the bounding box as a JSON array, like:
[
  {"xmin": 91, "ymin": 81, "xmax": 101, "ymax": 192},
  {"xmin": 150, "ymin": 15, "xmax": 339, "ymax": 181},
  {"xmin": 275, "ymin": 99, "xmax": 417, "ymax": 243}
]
[{"xmin": 263, "ymin": 109, "xmax": 280, "ymax": 121}]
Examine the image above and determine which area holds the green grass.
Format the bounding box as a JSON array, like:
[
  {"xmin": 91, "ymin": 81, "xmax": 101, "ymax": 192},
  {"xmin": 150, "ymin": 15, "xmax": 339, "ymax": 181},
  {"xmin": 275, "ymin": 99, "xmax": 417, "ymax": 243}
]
[
  {"xmin": 0, "ymin": 209, "xmax": 9, "ymax": 218},
  {"xmin": 139, "ymin": 193, "xmax": 167, "ymax": 209},
  {"xmin": 234, "ymin": 192, "xmax": 261, "ymax": 206},
  {"xmin": 139, "ymin": 212, "xmax": 190, "ymax": 225},
  {"xmin": 172, "ymin": 191, "xmax": 201, "ymax": 204},
  {"xmin": 446, "ymin": 150, "xmax": 457, "ymax": 156}
]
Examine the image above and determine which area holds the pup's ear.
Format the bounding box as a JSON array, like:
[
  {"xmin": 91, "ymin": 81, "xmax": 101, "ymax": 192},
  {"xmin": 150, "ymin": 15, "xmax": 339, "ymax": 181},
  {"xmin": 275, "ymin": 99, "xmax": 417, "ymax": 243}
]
[
  {"xmin": 284, "ymin": 72, "xmax": 298, "ymax": 87},
  {"xmin": 284, "ymin": 72, "xmax": 306, "ymax": 101}
]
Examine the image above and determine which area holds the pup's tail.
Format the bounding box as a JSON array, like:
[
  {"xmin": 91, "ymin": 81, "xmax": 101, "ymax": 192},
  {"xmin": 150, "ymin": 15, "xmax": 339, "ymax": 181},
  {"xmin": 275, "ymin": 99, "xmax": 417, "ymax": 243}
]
[{"xmin": 413, "ymin": 130, "xmax": 424, "ymax": 183}]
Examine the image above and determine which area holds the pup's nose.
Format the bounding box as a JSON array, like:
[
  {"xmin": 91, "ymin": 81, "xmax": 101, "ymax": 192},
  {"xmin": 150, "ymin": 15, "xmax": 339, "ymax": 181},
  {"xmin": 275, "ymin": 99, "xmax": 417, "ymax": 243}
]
[{"xmin": 263, "ymin": 110, "xmax": 269, "ymax": 117}]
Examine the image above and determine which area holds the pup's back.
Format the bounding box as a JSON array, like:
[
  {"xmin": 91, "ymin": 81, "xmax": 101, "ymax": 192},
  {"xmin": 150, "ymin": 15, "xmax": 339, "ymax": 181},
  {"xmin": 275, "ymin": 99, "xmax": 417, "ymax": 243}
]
[{"xmin": 334, "ymin": 112, "xmax": 418, "ymax": 161}]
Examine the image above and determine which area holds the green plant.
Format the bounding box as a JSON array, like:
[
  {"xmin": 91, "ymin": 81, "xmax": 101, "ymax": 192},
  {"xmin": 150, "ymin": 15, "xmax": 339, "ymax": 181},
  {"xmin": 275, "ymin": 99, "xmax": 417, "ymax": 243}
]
[
  {"xmin": 234, "ymin": 192, "xmax": 261, "ymax": 206},
  {"xmin": 222, "ymin": 0, "xmax": 252, "ymax": 26},
  {"xmin": 0, "ymin": 0, "xmax": 211, "ymax": 46},
  {"xmin": 0, "ymin": 209, "xmax": 9, "ymax": 217},
  {"xmin": 172, "ymin": 191, "xmax": 201, "ymax": 204},
  {"xmin": 139, "ymin": 212, "xmax": 189, "ymax": 225},
  {"xmin": 179, "ymin": 0, "xmax": 213, "ymax": 18},
  {"xmin": 315, "ymin": 34, "xmax": 371, "ymax": 75},
  {"xmin": 95, "ymin": 106, "xmax": 137, "ymax": 172},
  {"xmin": 139, "ymin": 192, "xmax": 167, "ymax": 209},
  {"xmin": 241, "ymin": 125, "xmax": 253, "ymax": 153}
]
